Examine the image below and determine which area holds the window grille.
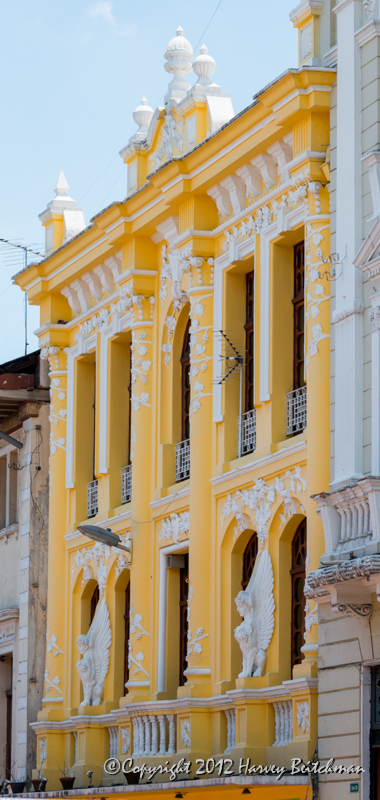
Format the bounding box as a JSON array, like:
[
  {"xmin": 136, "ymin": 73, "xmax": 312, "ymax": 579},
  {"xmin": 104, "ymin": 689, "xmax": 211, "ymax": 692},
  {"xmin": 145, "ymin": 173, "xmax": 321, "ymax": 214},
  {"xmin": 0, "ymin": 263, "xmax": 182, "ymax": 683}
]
[
  {"xmin": 175, "ymin": 439, "xmax": 190, "ymax": 482},
  {"xmin": 122, "ymin": 464, "xmax": 132, "ymax": 504},
  {"xmin": 87, "ymin": 479, "xmax": 98, "ymax": 517},
  {"xmin": 286, "ymin": 386, "xmax": 307, "ymax": 435},
  {"xmin": 238, "ymin": 408, "xmax": 256, "ymax": 457}
]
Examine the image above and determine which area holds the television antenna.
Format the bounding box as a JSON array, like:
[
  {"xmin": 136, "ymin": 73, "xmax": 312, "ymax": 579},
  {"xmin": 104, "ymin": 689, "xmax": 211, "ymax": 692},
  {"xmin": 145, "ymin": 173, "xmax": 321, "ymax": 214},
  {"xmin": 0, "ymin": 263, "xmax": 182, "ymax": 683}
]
[
  {"xmin": 215, "ymin": 330, "xmax": 247, "ymax": 457},
  {"xmin": 0, "ymin": 238, "xmax": 44, "ymax": 355}
]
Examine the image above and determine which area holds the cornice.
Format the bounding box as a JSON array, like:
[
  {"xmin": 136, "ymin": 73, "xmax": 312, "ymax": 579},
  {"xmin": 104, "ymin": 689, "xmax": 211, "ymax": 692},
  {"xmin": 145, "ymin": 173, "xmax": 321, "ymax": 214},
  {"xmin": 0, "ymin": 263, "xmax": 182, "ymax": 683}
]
[
  {"xmin": 150, "ymin": 486, "xmax": 190, "ymax": 512},
  {"xmin": 355, "ymin": 19, "xmax": 380, "ymax": 46},
  {"xmin": 14, "ymin": 69, "xmax": 335, "ymax": 295},
  {"xmin": 290, "ymin": 0, "xmax": 323, "ymax": 23},
  {"xmin": 305, "ymin": 554, "xmax": 380, "ymax": 598},
  {"xmin": 0, "ymin": 607, "xmax": 19, "ymax": 622},
  {"xmin": 332, "ymin": 299, "xmax": 364, "ymax": 323},
  {"xmin": 334, "ymin": 0, "xmax": 359, "ymax": 13},
  {"xmin": 210, "ymin": 440, "xmax": 307, "ymax": 487},
  {"xmin": 64, "ymin": 509, "xmax": 131, "ymax": 543}
]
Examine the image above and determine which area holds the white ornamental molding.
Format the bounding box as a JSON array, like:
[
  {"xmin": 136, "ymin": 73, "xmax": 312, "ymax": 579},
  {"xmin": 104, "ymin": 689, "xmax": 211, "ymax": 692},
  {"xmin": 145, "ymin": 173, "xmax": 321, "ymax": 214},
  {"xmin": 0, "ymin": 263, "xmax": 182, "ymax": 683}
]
[
  {"xmin": 130, "ymin": 611, "xmax": 149, "ymax": 639},
  {"xmin": 121, "ymin": 728, "xmax": 130, "ymax": 755},
  {"xmin": 296, "ymin": 702, "xmax": 310, "ymax": 734},
  {"xmin": 304, "ymin": 222, "xmax": 330, "ymax": 372},
  {"xmin": 159, "ymin": 511, "xmax": 190, "ymax": 543},
  {"xmin": 61, "ymin": 253, "xmax": 121, "ymax": 315},
  {"xmin": 304, "ymin": 554, "xmax": 380, "ymax": 599},
  {"xmin": 44, "ymin": 669, "xmax": 63, "ymax": 697},
  {"xmin": 331, "ymin": 602, "xmax": 372, "ymax": 619},
  {"xmin": 161, "ymin": 299, "xmax": 185, "ymax": 367},
  {"xmin": 180, "ymin": 720, "xmax": 191, "ymax": 749},
  {"xmin": 39, "ymin": 338, "xmax": 61, "ymax": 370},
  {"xmin": 73, "ymin": 540, "xmax": 130, "ymax": 594},
  {"xmin": 150, "ymin": 110, "xmax": 185, "ymax": 172},
  {"xmin": 220, "ymin": 467, "xmax": 306, "ymax": 547},
  {"xmin": 187, "ymin": 627, "xmax": 209, "ymax": 658},
  {"xmin": 159, "ymin": 242, "xmax": 213, "ymax": 305},
  {"xmin": 46, "ymin": 628, "xmax": 64, "ymax": 657},
  {"xmin": 39, "ymin": 739, "xmax": 47, "ymax": 765},
  {"xmin": 370, "ymin": 304, "xmax": 380, "ymax": 330},
  {"xmin": 332, "ymin": 299, "xmax": 365, "ymax": 324},
  {"xmin": 128, "ymin": 641, "xmax": 149, "ymax": 679},
  {"xmin": 304, "ymin": 602, "xmax": 318, "ymax": 632}
]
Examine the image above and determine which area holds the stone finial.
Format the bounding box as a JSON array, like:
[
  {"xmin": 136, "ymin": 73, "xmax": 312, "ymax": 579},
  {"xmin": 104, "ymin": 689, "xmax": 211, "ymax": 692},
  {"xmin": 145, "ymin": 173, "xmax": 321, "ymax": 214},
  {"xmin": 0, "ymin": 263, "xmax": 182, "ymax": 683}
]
[
  {"xmin": 54, "ymin": 169, "xmax": 70, "ymax": 197},
  {"xmin": 164, "ymin": 25, "xmax": 193, "ymax": 103},
  {"xmin": 192, "ymin": 44, "xmax": 217, "ymax": 86}
]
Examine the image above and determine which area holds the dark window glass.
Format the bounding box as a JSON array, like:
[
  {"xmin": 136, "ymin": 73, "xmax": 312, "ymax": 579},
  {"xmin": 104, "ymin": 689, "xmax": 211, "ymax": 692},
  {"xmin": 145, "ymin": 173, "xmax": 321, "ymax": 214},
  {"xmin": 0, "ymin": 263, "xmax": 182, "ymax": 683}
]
[
  {"xmin": 245, "ymin": 271, "xmax": 254, "ymax": 412},
  {"xmin": 124, "ymin": 583, "xmax": 130, "ymax": 692},
  {"xmin": 90, "ymin": 585, "xmax": 99, "ymax": 623},
  {"xmin": 293, "ymin": 242, "xmax": 305, "ymax": 390},
  {"xmin": 179, "ymin": 555, "xmax": 189, "ymax": 686},
  {"xmin": 181, "ymin": 320, "xmax": 191, "ymax": 441},
  {"xmin": 127, "ymin": 343, "xmax": 132, "ymax": 464},
  {"xmin": 242, "ymin": 533, "xmax": 258, "ymax": 590},
  {"xmin": 290, "ymin": 519, "xmax": 307, "ymax": 670}
]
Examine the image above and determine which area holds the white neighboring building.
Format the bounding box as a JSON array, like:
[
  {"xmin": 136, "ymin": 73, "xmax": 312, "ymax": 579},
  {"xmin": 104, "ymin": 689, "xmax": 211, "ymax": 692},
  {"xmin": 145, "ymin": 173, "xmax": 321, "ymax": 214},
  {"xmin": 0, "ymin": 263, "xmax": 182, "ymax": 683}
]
[
  {"xmin": 291, "ymin": 0, "xmax": 380, "ymax": 797},
  {"xmin": 0, "ymin": 350, "xmax": 49, "ymax": 786}
]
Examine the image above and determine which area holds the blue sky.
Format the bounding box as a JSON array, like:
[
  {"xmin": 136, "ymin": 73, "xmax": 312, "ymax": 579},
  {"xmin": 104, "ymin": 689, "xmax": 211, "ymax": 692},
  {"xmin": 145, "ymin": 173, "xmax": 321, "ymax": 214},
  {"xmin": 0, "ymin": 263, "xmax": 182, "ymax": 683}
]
[{"xmin": 0, "ymin": 0, "xmax": 297, "ymax": 363}]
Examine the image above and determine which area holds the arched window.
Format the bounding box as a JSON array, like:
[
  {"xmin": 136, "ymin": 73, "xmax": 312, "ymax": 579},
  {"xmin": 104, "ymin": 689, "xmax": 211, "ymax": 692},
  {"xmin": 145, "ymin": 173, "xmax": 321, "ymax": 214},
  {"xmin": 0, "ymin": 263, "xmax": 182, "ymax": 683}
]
[
  {"xmin": 290, "ymin": 519, "xmax": 307, "ymax": 670},
  {"xmin": 181, "ymin": 320, "xmax": 191, "ymax": 442},
  {"xmin": 90, "ymin": 585, "xmax": 99, "ymax": 623},
  {"xmin": 124, "ymin": 583, "xmax": 130, "ymax": 691},
  {"xmin": 242, "ymin": 533, "xmax": 258, "ymax": 590}
]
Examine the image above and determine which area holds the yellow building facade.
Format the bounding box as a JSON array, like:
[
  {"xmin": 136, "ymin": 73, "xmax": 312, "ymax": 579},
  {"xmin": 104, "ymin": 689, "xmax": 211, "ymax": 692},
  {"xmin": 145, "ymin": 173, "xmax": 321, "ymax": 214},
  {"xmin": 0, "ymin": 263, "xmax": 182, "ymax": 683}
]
[{"xmin": 15, "ymin": 15, "xmax": 335, "ymax": 799}]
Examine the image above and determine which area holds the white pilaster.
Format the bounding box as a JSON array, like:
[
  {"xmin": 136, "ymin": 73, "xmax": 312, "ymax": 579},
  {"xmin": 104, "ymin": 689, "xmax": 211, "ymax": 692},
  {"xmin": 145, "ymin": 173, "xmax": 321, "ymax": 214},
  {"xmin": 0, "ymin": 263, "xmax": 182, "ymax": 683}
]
[
  {"xmin": 332, "ymin": 0, "xmax": 364, "ymax": 485},
  {"xmin": 370, "ymin": 299, "xmax": 380, "ymax": 474}
]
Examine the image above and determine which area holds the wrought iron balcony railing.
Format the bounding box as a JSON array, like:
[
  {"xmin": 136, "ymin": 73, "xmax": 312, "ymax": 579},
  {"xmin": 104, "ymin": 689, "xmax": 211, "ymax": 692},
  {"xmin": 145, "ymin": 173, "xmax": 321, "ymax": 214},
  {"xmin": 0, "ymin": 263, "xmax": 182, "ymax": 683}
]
[
  {"xmin": 87, "ymin": 479, "xmax": 98, "ymax": 518},
  {"xmin": 175, "ymin": 439, "xmax": 190, "ymax": 482},
  {"xmin": 121, "ymin": 464, "xmax": 132, "ymax": 504},
  {"xmin": 286, "ymin": 386, "xmax": 307, "ymax": 436},
  {"xmin": 238, "ymin": 409, "xmax": 256, "ymax": 457}
]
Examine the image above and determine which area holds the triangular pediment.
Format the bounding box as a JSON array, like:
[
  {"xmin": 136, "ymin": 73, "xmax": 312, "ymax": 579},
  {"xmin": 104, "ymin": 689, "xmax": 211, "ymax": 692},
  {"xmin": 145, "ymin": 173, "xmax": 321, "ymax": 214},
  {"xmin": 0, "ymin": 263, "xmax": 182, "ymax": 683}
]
[{"xmin": 354, "ymin": 215, "xmax": 380, "ymax": 272}]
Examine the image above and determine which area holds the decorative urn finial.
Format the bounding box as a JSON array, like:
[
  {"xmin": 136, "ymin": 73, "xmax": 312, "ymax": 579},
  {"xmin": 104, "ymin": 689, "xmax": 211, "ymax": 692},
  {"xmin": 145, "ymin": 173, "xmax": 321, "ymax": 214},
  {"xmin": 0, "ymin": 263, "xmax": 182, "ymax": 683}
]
[
  {"xmin": 132, "ymin": 97, "xmax": 154, "ymax": 135},
  {"xmin": 164, "ymin": 25, "xmax": 193, "ymax": 103},
  {"xmin": 192, "ymin": 44, "xmax": 217, "ymax": 86}
]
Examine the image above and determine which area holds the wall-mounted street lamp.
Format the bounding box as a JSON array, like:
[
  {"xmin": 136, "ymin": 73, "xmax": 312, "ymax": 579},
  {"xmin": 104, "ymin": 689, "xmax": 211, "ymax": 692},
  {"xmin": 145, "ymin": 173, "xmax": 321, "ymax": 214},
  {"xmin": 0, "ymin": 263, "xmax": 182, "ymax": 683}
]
[
  {"xmin": 77, "ymin": 524, "xmax": 131, "ymax": 554},
  {"xmin": 0, "ymin": 430, "xmax": 23, "ymax": 449}
]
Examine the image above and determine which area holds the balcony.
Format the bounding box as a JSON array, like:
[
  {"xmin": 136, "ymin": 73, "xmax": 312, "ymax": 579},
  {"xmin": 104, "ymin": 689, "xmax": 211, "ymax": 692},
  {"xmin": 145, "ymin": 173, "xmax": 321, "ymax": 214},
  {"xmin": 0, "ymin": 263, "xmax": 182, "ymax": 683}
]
[
  {"xmin": 238, "ymin": 409, "xmax": 256, "ymax": 457},
  {"xmin": 87, "ymin": 479, "xmax": 98, "ymax": 517},
  {"xmin": 122, "ymin": 464, "xmax": 132, "ymax": 504},
  {"xmin": 286, "ymin": 386, "xmax": 307, "ymax": 435},
  {"xmin": 175, "ymin": 439, "xmax": 190, "ymax": 482}
]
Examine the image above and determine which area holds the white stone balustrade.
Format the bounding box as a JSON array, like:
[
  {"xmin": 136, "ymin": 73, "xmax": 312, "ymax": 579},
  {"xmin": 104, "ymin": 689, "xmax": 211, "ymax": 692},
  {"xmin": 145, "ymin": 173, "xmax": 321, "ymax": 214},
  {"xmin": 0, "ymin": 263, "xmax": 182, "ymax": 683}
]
[
  {"xmin": 224, "ymin": 708, "xmax": 236, "ymax": 753},
  {"xmin": 132, "ymin": 713, "xmax": 176, "ymax": 757},
  {"xmin": 313, "ymin": 477, "xmax": 380, "ymax": 554},
  {"xmin": 273, "ymin": 700, "xmax": 293, "ymax": 747},
  {"xmin": 108, "ymin": 726, "xmax": 118, "ymax": 759}
]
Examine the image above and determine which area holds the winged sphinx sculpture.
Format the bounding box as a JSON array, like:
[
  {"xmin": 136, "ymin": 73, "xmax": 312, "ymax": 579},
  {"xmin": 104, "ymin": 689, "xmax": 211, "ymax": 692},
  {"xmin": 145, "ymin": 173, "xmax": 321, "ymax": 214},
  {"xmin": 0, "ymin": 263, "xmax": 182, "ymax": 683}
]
[
  {"xmin": 76, "ymin": 598, "xmax": 112, "ymax": 706},
  {"xmin": 234, "ymin": 549, "xmax": 275, "ymax": 678}
]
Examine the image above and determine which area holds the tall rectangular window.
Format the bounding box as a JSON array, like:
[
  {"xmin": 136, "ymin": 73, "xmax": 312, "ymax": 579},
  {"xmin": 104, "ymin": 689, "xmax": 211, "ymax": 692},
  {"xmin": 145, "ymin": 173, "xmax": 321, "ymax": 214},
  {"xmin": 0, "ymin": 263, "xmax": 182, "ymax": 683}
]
[
  {"xmin": 371, "ymin": 665, "xmax": 380, "ymax": 798},
  {"xmin": 293, "ymin": 242, "xmax": 305, "ymax": 390},
  {"xmin": 179, "ymin": 554, "xmax": 189, "ymax": 686},
  {"xmin": 245, "ymin": 271, "xmax": 254, "ymax": 412}
]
